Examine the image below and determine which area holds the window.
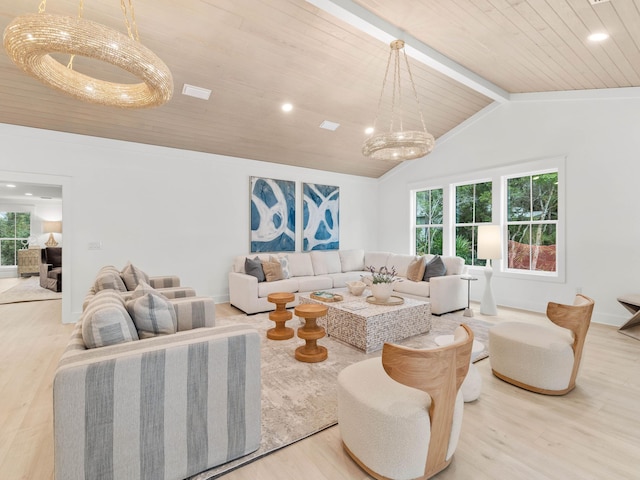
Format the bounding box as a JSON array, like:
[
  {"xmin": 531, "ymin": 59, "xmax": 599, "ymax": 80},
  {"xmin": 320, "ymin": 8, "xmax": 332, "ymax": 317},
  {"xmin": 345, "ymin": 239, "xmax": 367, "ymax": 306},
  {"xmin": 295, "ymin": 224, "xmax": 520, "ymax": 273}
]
[
  {"xmin": 414, "ymin": 188, "xmax": 443, "ymax": 255},
  {"xmin": 455, "ymin": 181, "xmax": 492, "ymax": 266},
  {"xmin": 0, "ymin": 212, "xmax": 31, "ymax": 266},
  {"xmin": 506, "ymin": 172, "xmax": 558, "ymax": 273}
]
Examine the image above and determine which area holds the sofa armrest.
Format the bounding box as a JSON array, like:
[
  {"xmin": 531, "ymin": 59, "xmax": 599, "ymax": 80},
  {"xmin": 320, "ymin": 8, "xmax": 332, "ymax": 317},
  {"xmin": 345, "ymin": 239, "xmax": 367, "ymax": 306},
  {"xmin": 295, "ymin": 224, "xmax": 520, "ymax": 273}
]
[
  {"xmin": 148, "ymin": 275, "xmax": 180, "ymax": 288},
  {"xmin": 54, "ymin": 325, "xmax": 261, "ymax": 480},
  {"xmin": 428, "ymin": 274, "xmax": 468, "ymax": 315},
  {"xmin": 170, "ymin": 296, "xmax": 216, "ymax": 330},
  {"xmin": 229, "ymin": 271, "xmax": 260, "ymax": 313}
]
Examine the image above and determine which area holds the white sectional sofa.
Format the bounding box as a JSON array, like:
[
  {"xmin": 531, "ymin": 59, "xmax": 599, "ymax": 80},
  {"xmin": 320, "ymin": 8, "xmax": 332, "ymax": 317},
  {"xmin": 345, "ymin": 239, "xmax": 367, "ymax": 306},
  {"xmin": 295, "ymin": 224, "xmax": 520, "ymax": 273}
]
[{"xmin": 229, "ymin": 249, "xmax": 467, "ymax": 315}]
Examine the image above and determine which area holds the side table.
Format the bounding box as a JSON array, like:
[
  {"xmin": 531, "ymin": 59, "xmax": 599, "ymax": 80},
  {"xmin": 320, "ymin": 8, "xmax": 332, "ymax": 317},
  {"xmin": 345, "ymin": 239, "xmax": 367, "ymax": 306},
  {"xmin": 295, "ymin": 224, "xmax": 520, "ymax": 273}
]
[
  {"xmin": 266, "ymin": 292, "xmax": 295, "ymax": 340},
  {"xmin": 617, "ymin": 294, "xmax": 640, "ymax": 341},
  {"xmin": 293, "ymin": 303, "xmax": 328, "ymax": 363},
  {"xmin": 461, "ymin": 275, "xmax": 478, "ymax": 317}
]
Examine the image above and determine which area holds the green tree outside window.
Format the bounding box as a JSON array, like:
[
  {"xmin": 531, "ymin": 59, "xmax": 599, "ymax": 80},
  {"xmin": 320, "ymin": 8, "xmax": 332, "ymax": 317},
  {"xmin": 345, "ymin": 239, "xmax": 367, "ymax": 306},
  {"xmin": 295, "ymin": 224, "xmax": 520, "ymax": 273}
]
[
  {"xmin": 415, "ymin": 188, "xmax": 443, "ymax": 255},
  {"xmin": 0, "ymin": 212, "xmax": 31, "ymax": 266},
  {"xmin": 507, "ymin": 172, "xmax": 558, "ymax": 272}
]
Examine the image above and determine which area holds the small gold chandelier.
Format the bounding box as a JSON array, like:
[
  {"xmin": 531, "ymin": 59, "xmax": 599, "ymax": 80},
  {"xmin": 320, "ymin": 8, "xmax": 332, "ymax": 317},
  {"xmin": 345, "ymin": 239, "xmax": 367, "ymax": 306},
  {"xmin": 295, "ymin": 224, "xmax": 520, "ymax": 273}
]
[
  {"xmin": 363, "ymin": 40, "xmax": 435, "ymax": 161},
  {"xmin": 3, "ymin": 0, "xmax": 173, "ymax": 108}
]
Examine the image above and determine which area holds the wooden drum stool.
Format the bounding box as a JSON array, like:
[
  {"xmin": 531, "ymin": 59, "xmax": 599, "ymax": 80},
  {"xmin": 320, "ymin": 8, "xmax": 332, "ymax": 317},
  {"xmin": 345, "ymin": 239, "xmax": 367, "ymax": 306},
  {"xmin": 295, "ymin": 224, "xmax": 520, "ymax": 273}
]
[
  {"xmin": 267, "ymin": 292, "xmax": 296, "ymax": 340},
  {"xmin": 293, "ymin": 303, "xmax": 328, "ymax": 363}
]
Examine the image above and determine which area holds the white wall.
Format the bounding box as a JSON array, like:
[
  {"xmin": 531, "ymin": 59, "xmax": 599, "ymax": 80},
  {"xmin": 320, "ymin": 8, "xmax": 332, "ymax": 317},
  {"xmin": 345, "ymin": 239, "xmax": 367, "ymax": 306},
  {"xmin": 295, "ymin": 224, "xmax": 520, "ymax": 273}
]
[
  {"xmin": 377, "ymin": 92, "xmax": 640, "ymax": 326},
  {"xmin": 0, "ymin": 124, "xmax": 379, "ymax": 323}
]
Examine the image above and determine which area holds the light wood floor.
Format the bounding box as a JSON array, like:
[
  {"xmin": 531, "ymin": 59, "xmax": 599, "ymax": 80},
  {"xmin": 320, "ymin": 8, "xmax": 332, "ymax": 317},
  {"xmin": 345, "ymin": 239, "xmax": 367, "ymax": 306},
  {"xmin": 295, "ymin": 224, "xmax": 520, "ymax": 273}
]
[{"xmin": 1, "ymin": 283, "xmax": 639, "ymax": 480}]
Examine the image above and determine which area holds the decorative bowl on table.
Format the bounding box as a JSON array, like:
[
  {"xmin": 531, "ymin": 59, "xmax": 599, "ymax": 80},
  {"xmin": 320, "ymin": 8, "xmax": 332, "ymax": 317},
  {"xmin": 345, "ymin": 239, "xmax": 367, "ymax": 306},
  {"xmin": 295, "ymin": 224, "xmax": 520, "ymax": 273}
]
[{"xmin": 346, "ymin": 281, "xmax": 366, "ymax": 296}]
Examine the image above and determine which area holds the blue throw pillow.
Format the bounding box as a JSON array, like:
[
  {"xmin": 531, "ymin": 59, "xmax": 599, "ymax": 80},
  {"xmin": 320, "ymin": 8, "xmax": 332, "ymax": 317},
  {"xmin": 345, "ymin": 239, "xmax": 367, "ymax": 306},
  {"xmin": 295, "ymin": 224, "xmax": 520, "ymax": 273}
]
[
  {"xmin": 245, "ymin": 256, "xmax": 265, "ymax": 282},
  {"xmin": 423, "ymin": 255, "xmax": 447, "ymax": 282}
]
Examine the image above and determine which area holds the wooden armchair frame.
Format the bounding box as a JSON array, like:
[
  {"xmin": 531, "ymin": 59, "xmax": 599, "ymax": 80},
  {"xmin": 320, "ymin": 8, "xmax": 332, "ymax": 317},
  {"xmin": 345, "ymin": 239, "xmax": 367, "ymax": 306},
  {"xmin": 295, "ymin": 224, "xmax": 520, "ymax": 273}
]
[{"xmin": 346, "ymin": 324, "xmax": 473, "ymax": 480}]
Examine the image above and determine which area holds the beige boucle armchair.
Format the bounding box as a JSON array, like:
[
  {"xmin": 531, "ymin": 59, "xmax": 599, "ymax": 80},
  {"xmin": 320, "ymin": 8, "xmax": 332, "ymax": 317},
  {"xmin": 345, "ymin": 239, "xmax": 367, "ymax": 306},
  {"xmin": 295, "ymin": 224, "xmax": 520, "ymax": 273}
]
[{"xmin": 489, "ymin": 294, "xmax": 594, "ymax": 395}]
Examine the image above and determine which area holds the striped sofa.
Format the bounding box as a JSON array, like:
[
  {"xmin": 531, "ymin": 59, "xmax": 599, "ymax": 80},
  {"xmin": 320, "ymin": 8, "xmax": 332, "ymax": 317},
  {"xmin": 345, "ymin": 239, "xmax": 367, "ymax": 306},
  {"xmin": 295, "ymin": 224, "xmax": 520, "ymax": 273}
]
[{"xmin": 54, "ymin": 322, "xmax": 261, "ymax": 480}]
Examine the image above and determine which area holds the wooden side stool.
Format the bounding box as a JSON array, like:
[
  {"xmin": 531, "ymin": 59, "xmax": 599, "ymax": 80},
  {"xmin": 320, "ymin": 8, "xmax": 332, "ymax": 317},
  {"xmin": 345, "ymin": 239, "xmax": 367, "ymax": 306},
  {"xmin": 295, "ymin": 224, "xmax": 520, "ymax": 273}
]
[
  {"xmin": 294, "ymin": 303, "xmax": 328, "ymax": 363},
  {"xmin": 267, "ymin": 292, "xmax": 296, "ymax": 340}
]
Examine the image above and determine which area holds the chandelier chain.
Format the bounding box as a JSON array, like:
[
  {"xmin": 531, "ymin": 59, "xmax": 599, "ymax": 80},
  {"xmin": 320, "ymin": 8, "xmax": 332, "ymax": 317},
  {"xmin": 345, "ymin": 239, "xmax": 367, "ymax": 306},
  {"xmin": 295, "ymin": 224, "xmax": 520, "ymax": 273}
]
[
  {"xmin": 120, "ymin": 0, "xmax": 140, "ymax": 42},
  {"xmin": 371, "ymin": 45, "xmax": 394, "ymax": 133},
  {"xmin": 402, "ymin": 49, "xmax": 427, "ymax": 132}
]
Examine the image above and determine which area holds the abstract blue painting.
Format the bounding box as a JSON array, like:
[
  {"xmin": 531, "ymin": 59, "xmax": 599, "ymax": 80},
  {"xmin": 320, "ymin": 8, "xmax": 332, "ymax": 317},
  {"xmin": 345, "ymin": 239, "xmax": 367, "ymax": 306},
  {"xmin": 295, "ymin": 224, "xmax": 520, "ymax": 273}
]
[
  {"xmin": 303, "ymin": 183, "xmax": 339, "ymax": 251},
  {"xmin": 250, "ymin": 177, "xmax": 296, "ymax": 252}
]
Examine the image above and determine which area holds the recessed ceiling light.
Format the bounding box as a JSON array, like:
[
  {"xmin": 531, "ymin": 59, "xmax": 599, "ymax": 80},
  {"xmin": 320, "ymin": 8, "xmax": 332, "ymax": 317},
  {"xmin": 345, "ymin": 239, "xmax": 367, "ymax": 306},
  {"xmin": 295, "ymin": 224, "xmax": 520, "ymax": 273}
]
[
  {"xmin": 6, "ymin": 184, "xmax": 16, "ymax": 188},
  {"xmin": 281, "ymin": 103, "xmax": 293, "ymax": 112},
  {"xmin": 319, "ymin": 120, "xmax": 340, "ymax": 131},
  {"xmin": 25, "ymin": 193, "xmax": 32, "ymax": 196},
  {"xmin": 365, "ymin": 127, "xmax": 374, "ymax": 135},
  {"xmin": 182, "ymin": 83, "xmax": 212, "ymax": 100},
  {"xmin": 588, "ymin": 32, "xmax": 609, "ymax": 42}
]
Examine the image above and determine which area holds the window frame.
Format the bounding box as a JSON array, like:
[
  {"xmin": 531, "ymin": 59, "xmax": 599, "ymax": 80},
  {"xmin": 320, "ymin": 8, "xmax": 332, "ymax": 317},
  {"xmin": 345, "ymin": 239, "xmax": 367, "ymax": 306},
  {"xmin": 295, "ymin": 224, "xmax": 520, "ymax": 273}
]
[
  {"xmin": 408, "ymin": 156, "xmax": 565, "ymax": 284},
  {"xmin": 453, "ymin": 179, "xmax": 493, "ymax": 267},
  {"xmin": 0, "ymin": 210, "xmax": 31, "ymax": 267},
  {"xmin": 412, "ymin": 186, "xmax": 445, "ymax": 256}
]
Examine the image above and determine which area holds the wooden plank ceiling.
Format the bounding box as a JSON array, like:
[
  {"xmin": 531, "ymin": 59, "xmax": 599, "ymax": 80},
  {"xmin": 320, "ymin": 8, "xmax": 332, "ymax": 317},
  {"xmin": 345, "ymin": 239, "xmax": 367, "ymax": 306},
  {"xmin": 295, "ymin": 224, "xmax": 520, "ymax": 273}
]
[{"xmin": 0, "ymin": 0, "xmax": 637, "ymax": 178}]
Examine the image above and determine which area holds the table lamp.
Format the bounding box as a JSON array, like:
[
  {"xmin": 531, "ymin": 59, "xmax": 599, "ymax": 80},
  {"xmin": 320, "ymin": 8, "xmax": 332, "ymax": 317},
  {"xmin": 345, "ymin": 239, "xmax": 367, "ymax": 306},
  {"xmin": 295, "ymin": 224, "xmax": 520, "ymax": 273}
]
[
  {"xmin": 43, "ymin": 221, "xmax": 62, "ymax": 247},
  {"xmin": 477, "ymin": 224, "xmax": 501, "ymax": 316}
]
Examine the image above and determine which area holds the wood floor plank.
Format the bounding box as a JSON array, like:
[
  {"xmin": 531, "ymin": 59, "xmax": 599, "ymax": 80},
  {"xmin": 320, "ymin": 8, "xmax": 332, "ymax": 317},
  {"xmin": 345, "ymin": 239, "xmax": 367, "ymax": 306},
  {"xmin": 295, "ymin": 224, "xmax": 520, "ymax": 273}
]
[{"xmin": 0, "ymin": 283, "xmax": 639, "ymax": 480}]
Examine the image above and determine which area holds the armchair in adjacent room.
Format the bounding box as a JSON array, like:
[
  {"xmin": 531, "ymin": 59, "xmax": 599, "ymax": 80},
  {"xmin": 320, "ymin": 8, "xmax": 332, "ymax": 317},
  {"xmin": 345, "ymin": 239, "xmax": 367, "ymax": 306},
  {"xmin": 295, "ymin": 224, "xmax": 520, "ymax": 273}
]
[{"xmin": 40, "ymin": 247, "xmax": 62, "ymax": 292}]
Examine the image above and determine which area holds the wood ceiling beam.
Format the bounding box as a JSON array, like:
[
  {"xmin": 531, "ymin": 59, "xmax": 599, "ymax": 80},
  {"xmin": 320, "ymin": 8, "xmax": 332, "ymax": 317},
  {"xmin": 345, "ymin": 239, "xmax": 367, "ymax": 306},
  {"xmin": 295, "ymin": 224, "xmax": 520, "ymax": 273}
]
[{"xmin": 306, "ymin": 0, "xmax": 511, "ymax": 103}]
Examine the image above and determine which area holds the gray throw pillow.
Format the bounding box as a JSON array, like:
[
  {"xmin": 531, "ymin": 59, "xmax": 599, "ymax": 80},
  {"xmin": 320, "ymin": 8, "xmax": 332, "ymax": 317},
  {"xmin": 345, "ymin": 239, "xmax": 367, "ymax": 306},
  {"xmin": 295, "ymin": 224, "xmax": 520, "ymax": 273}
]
[
  {"xmin": 245, "ymin": 256, "xmax": 265, "ymax": 282},
  {"xmin": 126, "ymin": 286, "xmax": 177, "ymax": 339},
  {"xmin": 423, "ymin": 255, "xmax": 447, "ymax": 282},
  {"xmin": 82, "ymin": 295, "xmax": 139, "ymax": 349},
  {"xmin": 121, "ymin": 261, "xmax": 150, "ymax": 291}
]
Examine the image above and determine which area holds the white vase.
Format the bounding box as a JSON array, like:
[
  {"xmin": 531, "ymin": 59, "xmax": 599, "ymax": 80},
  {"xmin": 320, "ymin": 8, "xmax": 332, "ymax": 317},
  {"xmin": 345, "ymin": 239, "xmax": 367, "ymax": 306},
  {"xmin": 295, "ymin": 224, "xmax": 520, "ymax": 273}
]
[{"xmin": 371, "ymin": 282, "xmax": 394, "ymax": 303}]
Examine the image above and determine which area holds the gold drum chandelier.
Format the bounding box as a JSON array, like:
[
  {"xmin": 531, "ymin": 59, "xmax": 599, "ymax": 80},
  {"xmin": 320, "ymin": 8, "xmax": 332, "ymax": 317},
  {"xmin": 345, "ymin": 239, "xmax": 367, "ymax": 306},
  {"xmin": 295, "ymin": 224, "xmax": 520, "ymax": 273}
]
[
  {"xmin": 362, "ymin": 40, "xmax": 435, "ymax": 161},
  {"xmin": 3, "ymin": 0, "xmax": 173, "ymax": 108}
]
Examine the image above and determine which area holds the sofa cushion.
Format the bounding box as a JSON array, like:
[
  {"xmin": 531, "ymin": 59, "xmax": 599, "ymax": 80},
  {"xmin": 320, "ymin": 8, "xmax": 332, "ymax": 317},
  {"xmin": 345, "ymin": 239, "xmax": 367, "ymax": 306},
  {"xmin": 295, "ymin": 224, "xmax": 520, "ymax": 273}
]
[
  {"xmin": 287, "ymin": 252, "xmax": 314, "ymax": 277},
  {"xmin": 423, "ymin": 255, "xmax": 447, "ymax": 282},
  {"xmin": 387, "ymin": 254, "xmax": 416, "ymax": 278},
  {"xmin": 126, "ymin": 283, "xmax": 178, "ymax": 339},
  {"xmin": 310, "ymin": 250, "xmax": 342, "ymax": 275},
  {"xmin": 120, "ymin": 261, "xmax": 150, "ymax": 291},
  {"xmin": 82, "ymin": 292, "xmax": 139, "ymax": 348},
  {"xmin": 262, "ymin": 259, "xmax": 284, "ymax": 282},
  {"xmin": 406, "ymin": 256, "xmax": 426, "ymax": 282},
  {"xmin": 394, "ymin": 279, "xmax": 431, "ymax": 297},
  {"xmin": 364, "ymin": 252, "xmax": 391, "ymax": 271},
  {"xmin": 274, "ymin": 255, "xmax": 291, "ymax": 279},
  {"xmin": 442, "ymin": 256, "xmax": 465, "ymax": 275},
  {"xmin": 257, "ymin": 278, "xmax": 299, "ymax": 298},
  {"xmin": 94, "ymin": 270, "xmax": 127, "ymax": 293},
  {"xmin": 297, "ymin": 275, "xmax": 333, "ymax": 292},
  {"xmin": 245, "ymin": 256, "xmax": 266, "ymax": 282},
  {"xmin": 339, "ymin": 249, "xmax": 365, "ymax": 272}
]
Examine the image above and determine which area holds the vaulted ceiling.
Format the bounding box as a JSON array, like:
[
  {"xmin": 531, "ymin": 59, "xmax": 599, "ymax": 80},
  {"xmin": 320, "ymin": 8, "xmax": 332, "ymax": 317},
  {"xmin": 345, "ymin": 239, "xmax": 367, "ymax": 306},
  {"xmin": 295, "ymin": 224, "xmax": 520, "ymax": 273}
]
[{"xmin": 1, "ymin": 0, "xmax": 638, "ymax": 178}]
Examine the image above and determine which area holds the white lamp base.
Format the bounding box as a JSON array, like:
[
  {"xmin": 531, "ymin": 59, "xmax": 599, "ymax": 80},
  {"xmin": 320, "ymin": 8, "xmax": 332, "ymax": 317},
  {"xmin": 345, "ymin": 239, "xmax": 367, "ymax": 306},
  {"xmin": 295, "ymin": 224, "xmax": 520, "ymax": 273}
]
[{"xmin": 480, "ymin": 261, "xmax": 497, "ymax": 316}]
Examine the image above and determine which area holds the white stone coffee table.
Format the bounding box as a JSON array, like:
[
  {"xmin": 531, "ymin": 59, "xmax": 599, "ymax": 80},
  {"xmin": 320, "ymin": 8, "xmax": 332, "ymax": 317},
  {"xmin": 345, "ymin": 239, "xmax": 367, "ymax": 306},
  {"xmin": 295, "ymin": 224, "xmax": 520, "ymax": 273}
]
[{"xmin": 299, "ymin": 288, "xmax": 431, "ymax": 353}]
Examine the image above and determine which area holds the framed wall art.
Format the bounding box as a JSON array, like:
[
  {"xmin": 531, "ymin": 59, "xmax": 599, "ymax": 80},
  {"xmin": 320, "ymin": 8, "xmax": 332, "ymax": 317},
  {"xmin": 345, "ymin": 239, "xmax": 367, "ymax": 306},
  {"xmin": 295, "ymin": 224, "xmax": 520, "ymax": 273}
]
[
  {"xmin": 303, "ymin": 183, "xmax": 339, "ymax": 251},
  {"xmin": 250, "ymin": 177, "xmax": 296, "ymax": 252}
]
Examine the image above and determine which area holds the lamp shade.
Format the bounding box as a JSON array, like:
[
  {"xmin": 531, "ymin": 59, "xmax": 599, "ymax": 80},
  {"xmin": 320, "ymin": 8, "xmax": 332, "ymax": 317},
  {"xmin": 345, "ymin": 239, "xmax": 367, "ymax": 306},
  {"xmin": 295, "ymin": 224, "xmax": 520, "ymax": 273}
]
[
  {"xmin": 43, "ymin": 221, "xmax": 62, "ymax": 234},
  {"xmin": 477, "ymin": 225, "xmax": 501, "ymax": 260}
]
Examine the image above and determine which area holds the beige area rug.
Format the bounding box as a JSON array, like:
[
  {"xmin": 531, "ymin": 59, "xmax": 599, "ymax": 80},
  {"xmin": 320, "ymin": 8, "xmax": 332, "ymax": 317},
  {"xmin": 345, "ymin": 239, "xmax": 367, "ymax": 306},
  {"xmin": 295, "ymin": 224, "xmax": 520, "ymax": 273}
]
[
  {"xmin": 0, "ymin": 276, "xmax": 61, "ymax": 304},
  {"xmin": 191, "ymin": 311, "xmax": 491, "ymax": 479}
]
